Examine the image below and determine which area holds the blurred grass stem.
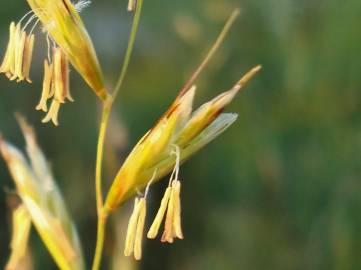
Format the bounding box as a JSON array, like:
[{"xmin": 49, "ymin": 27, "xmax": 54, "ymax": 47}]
[{"xmin": 92, "ymin": 1, "xmax": 144, "ymax": 270}]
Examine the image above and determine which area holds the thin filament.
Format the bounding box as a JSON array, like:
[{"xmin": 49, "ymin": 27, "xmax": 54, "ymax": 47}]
[
  {"xmin": 169, "ymin": 144, "xmax": 181, "ymax": 185},
  {"xmin": 144, "ymin": 170, "xmax": 157, "ymax": 199}
]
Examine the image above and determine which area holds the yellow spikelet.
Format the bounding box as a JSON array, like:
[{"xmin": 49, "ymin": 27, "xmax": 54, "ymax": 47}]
[{"xmin": 26, "ymin": 0, "xmax": 108, "ymax": 99}]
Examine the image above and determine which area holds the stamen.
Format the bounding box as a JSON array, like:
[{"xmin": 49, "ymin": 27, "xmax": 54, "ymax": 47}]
[
  {"xmin": 1, "ymin": 21, "xmax": 34, "ymax": 83},
  {"xmin": 53, "ymin": 47, "xmax": 73, "ymax": 103},
  {"xmin": 134, "ymin": 198, "xmax": 146, "ymax": 260},
  {"xmin": 54, "ymin": 48, "xmax": 65, "ymax": 103},
  {"xmin": 11, "ymin": 25, "xmax": 26, "ymax": 81},
  {"xmin": 42, "ymin": 99, "xmax": 60, "ymax": 126},
  {"xmin": 8, "ymin": 23, "xmax": 19, "ymax": 77},
  {"xmin": 172, "ymin": 180, "xmax": 183, "ymax": 239},
  {"xmin": 61, "ymin": 51, "xmax": 73, "ymax": 102},
  {"xmin": 127, "ymin": 0, "xmax": 137, "ymax": 11},
  {"xmin": 124, "ymin": 198, "xmax": 140, "ymax": 257},
  {"xmin": 161, "ymin": 183, "xmax": 176, "ymax": 243},
  {"xmin": 147, "ymin": 186, "xmax": 171, "ymax": 239},
  {"xmin": 148, "ymin": 146, "xmax": 184, "ymax": 242},
  {"xmin": 124, "ymin": 173, "xmax": 156, "ymax": 260},
  {"xmin": 22, "ymin": 34, "xmax": 35, "ymax": 83},
  {"xmin": 36, "ymin": 60, "xmax": 53, "ymax": 112},
  {"xmin": 39, "ymin": 47, "xmax": 72, "ymax": 126},
  {"xmin": 0, "ymin": 22, "xmax": 16, "ymax": 76},
  {"xmin": 124, "ymin": 197, "xmax": 147, "ymax": 260}
]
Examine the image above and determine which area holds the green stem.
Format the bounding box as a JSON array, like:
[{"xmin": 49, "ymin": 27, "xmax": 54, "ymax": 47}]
[
  {"xmin": 92, "ymin": 211, "xmax": 108, "ymax": 270},
  {"xmin": 95, "ymin": 98, "xmax": 112, "ymax": 215},
  {"xmin": 91, "ymin": 1, "xmax": 144, "ymax": 269},
  {"xmin": 113, "ymin": 0, "xmax": 144, "ymax": 97}
]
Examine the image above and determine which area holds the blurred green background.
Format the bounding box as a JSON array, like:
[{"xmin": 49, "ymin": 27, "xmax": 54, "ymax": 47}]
[{"xmin": 0, "ymin": 0, "xmax": 361, "ymax": 269}]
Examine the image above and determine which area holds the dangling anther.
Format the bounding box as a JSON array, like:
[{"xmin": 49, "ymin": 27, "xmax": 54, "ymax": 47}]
[
  {"xmin": 1, "ymin": 19, "xmax": 35, "ymax": 83},
  {"xmin": 128, "ymin": 0, "xmax": 137, "ymax": 11},
  {"xmin": 41, "ymin": 47, "xmax": 73, "ymax": 126},
  {"xmin": 148, "ymin": 145, "xmax": 184, "ymax": 243},
  {"xmin": 124, "ymin": 171, "xmax": 156, "ymax": 260}
]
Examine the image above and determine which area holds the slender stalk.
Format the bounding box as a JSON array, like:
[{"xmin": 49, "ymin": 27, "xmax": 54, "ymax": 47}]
[
  {"xmin": 92, "ymin": 211, "xmax": 108, "ymax": 270},
  {"xmin": 92, "ymin": 1, "xmax": 144, "ymax": 269},
  {"xmin": 92, "ymin": 99, "xmax": 112, "ymax": 270},
  {"xmin": 179, "ymin": 9, "xmax": 240, "ymax": 96},
  {"xmin": 95, "ymin": 98, "xmax": 112, "ymax": 215},
  {"xmin": 113, "ymin": 0, "xmax": 144, "ymax": 97}
]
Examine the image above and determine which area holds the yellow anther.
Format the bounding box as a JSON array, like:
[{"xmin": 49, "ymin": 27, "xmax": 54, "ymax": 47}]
[
  {"xmin": 61, "ymin": 52, "xmax": 73, "ymax": 102},
  {"xmin": 12, "ymin": 30, "xmax": 26, "ymax": 81},
  {"xmin": 1, "ymin": 21, "xmax": 35, "ymax": 83},
  {"xmin": 38, "ymin": 47, "xmax": 73, "ymax": 126},
  {"xmin": 124, "ymin": 198, "xmax": 139, "ymax": 257},
  {"xmin": 0, "ymin": 22, "xmax": 16, "ymax": 76},
  {"xmin": 160, "ymin": 180, "xmax": 183, "ymax": 243},
  {"xmin": 54, "ymin": 48, "xmax": 65, "ymax": 103},
  {"xmin": 172, "ymin": 180, "xmax": 183, "ymax": 239},
  {"xmin": 124, "ymin": 197, "xmax": 147, "ymax": 260},
  {"xmin": 22, "ymin": 34, "xmax": 35, "ymax": 83},
  {"xmin": 42, "ymin": 99, "xmax": 61, "ymax": 126},
  {"xmin": 147, "ymin": 186, "xmax": 172, "ymax": 239},
  {"xmin": 53, "ymin": 47, "xmax": 73, "ymax": 104},
  {"xmin": 161, "ymin": 183, "xmax": 176, "ymax": 243},
  {"xmin": 36, "ymin": 60, "xmax": 53, "ymax": 112},
  {"xmin": 134, "ymin": 198, "xmax": 146, "ymax": 260},
  {"xmin": 128, "ymin": 0, "xmax": 137, "ymax": 11}
]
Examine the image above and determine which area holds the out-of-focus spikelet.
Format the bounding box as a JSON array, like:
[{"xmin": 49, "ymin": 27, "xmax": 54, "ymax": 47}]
[
  {"xmin": 5, "ymin": 204, "xmax": 32, "ymax": 270},
  {"xmin": 0, "ymin": 116, "xmax": 85, "ymax": 270}
]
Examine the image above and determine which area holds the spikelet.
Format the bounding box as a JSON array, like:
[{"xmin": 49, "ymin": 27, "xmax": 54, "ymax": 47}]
[
  {"xmin": 104, "ymin": 65, "xmax": 260, "ymax": 214},
  {"xmin": 26, "ymin": 0, "xmax": 108, "ymax": 99},
  {"xmin": 104, "ymin": 9, "xmax": 261, "ymax": 213},
  {"xmin": 104, "ymin": 88, "xmax": 195, "ymax": 213},
  {"xmin": 176, "ymin": 65, "xmax": 262, "ymax": 146},
  {"xmin": 0, "ymin": 117, "xmax": 85, "ymax": 270}
]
